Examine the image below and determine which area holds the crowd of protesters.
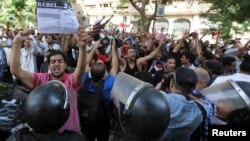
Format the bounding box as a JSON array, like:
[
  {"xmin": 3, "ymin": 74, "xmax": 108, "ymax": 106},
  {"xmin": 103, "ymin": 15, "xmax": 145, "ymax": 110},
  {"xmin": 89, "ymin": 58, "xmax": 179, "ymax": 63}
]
[{"xmin": 1, "ymin": 18, "xmax": 250, "ymax": 141}]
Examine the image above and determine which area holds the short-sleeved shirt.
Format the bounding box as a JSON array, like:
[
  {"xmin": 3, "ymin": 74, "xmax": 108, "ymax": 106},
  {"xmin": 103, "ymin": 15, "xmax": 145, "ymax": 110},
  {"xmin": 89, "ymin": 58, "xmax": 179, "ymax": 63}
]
[
  {"xmin": 162, "ymin": 92, "xmax": 204, "ymax": 141},
  {"xmin": 33, "ymin": 73, "xmax": 81, "ymax": 133},
  {"xmin": 82, "ymin": 72, "xmax": 115, "ymax": 110}
]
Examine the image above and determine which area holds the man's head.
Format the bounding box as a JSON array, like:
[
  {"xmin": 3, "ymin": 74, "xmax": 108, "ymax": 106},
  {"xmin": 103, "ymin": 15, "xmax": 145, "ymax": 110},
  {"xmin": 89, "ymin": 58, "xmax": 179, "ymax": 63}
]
[
  {"xmin": 23, "ymin": 39, "xmax": 31, "ymax": 49},
  {"xmin": 155, "ymin": 52, "xmax": 162, "ymax": 60},
  {"xmin": 70, "ymin": 36, "xmax": 77, "ymax": 47},
  {"xmin": 240, "ymin": 55, "xmax": 250, "ymax": 74},
  {"xmin": 170, "ymin": 67, "xmax": 198, "ymax": 94},
  {"xmin": 181, "ymin": 51, "xmax": 196, "ymax": 66},
  {"xmin": 222, "ymin": 56, "xmax": 236, "ymax": 73},
  {"xmin": 163, "ymin": 55, "xmax": 176, "ymax": 73},
  {"xmin": 201, "ymin": 50, "xmax": 213, "ymax": 63},
  {"xmin": 135, "ymin": 36, "xmax": 141, "ymax": 44},
  {"xmin": 126, "ymin": 47, "xmax": 137, "ymax": 61},
  {"xmin": 47, "ymin": 50, "xmax": 68, "ymax": 79},
  {"xmin": 204, "ymin": 60, "xmax": 224, "ymax": 76},
  {"xmin": 91, "ymin": 62, "xmax": 106, "ymax": 82},
  {"xmin": 46, "ymin": 34, "xmax": 54, "ymax": 44},
  {"xmin": 194, "ymin": 68, "xmax": 210, "ymax": 90},
  {"xmin": 123, "ymin": 37, "xmax": 132, "ymax": 45}
]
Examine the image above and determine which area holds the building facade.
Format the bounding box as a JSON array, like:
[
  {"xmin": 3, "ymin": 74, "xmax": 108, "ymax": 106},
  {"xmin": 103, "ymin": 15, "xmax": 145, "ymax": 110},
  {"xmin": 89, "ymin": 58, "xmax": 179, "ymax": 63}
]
[{"xmin": 72, "ymin": 0, "xmax": 212, "ymax": 36}]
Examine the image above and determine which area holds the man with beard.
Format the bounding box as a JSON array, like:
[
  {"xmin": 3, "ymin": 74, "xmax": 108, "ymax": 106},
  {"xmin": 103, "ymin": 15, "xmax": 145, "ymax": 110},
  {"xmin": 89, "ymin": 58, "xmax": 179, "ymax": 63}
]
[
  {"xmin": 119, "ymin": 40, "xmax": 164, "ymax": 76},
  {"xmin": 154, "ymin": 55, "xmax": 176, "ymax": 90},
  {"xmin": 10, "ymin": 28, "xmax": 91, "ymax": 133}
]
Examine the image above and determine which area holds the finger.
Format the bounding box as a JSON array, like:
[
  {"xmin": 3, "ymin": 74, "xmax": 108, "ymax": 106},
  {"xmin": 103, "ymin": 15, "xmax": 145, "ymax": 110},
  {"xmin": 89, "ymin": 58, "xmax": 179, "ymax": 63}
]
[
  {"xmin": 19, "ymin": 30, "xmax": 31, "ymax": 36},
  {"xmin": 80, "ymin": 34, "xmax": 92, "ymax": 41}
]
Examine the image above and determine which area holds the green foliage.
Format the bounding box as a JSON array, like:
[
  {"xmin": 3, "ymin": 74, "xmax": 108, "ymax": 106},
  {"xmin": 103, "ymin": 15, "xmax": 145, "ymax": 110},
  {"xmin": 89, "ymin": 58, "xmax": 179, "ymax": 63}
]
[
  {"xmin": 0, "ymin": 0, "xmax": 36, "ymax": 28},
  {"xmin": 202, "ymin": 0, "xmax": 250, "ymax": 40},
  {"xmin": 117, "ymin": 0, "xmax": 129, "ymax": 9}
]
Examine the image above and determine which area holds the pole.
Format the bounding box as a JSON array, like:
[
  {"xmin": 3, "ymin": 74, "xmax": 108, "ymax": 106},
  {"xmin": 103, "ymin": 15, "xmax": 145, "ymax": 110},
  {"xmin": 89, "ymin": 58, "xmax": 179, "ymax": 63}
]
[{"xmin": 152, "ymin": 2, "xmax": 158, "ymax": 33}]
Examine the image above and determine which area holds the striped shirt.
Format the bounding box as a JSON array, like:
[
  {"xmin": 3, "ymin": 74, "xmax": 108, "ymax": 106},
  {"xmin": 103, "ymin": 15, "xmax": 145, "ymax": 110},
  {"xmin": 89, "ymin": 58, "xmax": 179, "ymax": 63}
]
[{"xmin": 33, "ymin": 73, "xmax": 81, "ymax": 133}]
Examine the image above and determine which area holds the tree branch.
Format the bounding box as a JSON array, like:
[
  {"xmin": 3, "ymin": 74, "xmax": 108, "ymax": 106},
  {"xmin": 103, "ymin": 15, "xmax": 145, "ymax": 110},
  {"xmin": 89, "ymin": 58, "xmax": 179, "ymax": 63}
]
[{"xmin": 129, "ymin": 0, "xmax": 141, "ymax": 13}]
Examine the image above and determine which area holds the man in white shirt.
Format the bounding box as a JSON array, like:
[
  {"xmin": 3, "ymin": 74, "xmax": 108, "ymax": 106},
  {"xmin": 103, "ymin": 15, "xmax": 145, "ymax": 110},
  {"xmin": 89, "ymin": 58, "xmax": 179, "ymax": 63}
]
[{"xmin": 211, "ymin": 55, "xmax": 250, "ymax": 86}]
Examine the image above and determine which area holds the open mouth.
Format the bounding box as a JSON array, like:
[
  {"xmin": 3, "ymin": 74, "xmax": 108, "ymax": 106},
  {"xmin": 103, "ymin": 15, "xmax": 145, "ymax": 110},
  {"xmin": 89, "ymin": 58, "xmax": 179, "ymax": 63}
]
[{"xmin": 53, "ymin": 67, "xmax": 60, "ymax": 73}]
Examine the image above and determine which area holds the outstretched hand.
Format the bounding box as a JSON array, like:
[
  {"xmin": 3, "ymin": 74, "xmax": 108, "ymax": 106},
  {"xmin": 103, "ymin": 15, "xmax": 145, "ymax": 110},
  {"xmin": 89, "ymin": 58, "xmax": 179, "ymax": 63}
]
[{"xmin": 74, "ymin": 26, "xmax": 92, "ymax": 47}]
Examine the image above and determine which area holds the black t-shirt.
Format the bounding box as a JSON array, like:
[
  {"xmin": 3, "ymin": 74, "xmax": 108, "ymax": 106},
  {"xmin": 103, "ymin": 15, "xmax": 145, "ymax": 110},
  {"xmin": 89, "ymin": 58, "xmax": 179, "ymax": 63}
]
[{"xmin": 67, "ymin": 46, "xmax": 79, "ymax": 68}]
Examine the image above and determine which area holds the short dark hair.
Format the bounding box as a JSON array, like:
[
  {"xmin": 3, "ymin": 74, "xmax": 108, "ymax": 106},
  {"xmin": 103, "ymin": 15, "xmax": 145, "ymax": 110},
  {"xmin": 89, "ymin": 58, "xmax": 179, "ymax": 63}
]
[
  {"xmin": 182, "ymin": 51, "xmax": 196, "ymax": 64},
  {"xmin": 172, "ymin": 67, "xmax": 198, "ymax": 94},
  {"xmin": 222, "ymin": 56, "xmax": 236, "ymax": 67},
  {"xmin": 202, "ymin": 51, "xmax": 213, "ymax": 60},
  {"xmin": 134, "ymin": 71, "xmax": 154, "ymax": 85},
  {"xmin": 47, "ymin": 50, "xmax": 67, "ymax": 65},
  {"xmin": 240, "ymin": 55, "xmax": 250, "ymax": 74},
  {"xmin": 205, "ymin": 60, "xmax": 224, "ymax": 75},
  {"xmin": 45, "ymin": 34, "xmax": 55, "ymax": 40},
  {"xmin": 162, "ymin": 55, "xmax": 176, "ymax": 62}
]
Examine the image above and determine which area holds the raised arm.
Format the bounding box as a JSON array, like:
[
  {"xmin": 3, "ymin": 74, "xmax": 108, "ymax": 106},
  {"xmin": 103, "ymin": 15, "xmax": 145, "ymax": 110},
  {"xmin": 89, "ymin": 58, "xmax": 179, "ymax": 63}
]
[
  {"xmin": 110, "ymin": 40, "xmax": 119, "ymax": 76},
  {"xmin": 194, "ymin": 34, "xmax": 203, "ymax": 59},
  {"xmin": 63, "ymin": 35, "xmax": 71, "ymax": 53},
  {"xmin": 146, "ymin": 33, "xmax": 154, "ymax": 51},
  {"xmin": 172, "ymin": 32, "xmax": 189, "ymax": 53},
  {"xmin": 86, "ymin": 40, "xmax": 101, "ymax": 66},
  {"xmin": 73, "ymin": 27, "xmax": 92, "ymax": 84},
  {"xmin": 10, "ymin": 30, "xmax": 34, "ymax": 88},
  {"xmin": 138, "ymin": 41, "xmax": 164, "ymax": 64},
  {"xmin": 243, "ymin": 39, "xmax": 250, "ymax": 49}
]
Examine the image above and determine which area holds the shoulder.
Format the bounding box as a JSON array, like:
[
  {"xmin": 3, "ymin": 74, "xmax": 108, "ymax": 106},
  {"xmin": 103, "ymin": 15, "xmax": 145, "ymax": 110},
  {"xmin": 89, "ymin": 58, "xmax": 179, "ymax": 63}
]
[
  {"xmin": 54, "ymin": 44, "xmax": 61, "ymax": 49},
  {"xmin": 33, "ymin": 73, "xmax": 50, "ymax": 88},
  {"xmin": 104, "ymin": 75, "xmax": 115, "ymax": 88},
  {"xmin": 34, "ymin": 73, "xmax": 49, "ymax": 81},
  {"xmin": 81, "ymin": 72, "xmax": 90, "ymax": 84},
  {"xmin": 211, "ymin": 75, "xmax": 228, "ymax": 86}
]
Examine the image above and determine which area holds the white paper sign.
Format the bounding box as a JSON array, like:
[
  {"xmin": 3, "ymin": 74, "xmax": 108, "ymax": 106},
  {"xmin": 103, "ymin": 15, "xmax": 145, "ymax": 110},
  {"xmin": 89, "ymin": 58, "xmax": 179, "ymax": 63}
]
[{"xmin": 36, "ymin": 0, "xmax": 79, "ymax": 34}]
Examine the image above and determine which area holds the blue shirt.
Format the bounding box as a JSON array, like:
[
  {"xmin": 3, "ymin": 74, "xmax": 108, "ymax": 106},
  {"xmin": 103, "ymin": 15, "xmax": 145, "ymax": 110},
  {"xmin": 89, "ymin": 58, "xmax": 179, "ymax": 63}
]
[
  {"xmin": 192, "ymin": 89, "xmax": 214, "ymax": 137},
  {"xmin": 162, "ymin": 92, "xmax": 203, "ymax": 141},
  {"xmin": 82, "ymin": 72, "xmax": 115, "ymax": 109}
]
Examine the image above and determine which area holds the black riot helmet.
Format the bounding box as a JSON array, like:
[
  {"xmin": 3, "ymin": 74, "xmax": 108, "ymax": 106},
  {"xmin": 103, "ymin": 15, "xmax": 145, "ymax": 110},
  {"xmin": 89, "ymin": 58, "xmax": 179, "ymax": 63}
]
[
  {"xmin": 122, "ymin": 86, "xmax": 170, "ymax": 139},
  {"xmin": 111, "ymin": 72, "xmax": 170, "ymax": 139},
  {"xmin": 23, "ymin": 80, "xmax": 69, "ymax": 133}
]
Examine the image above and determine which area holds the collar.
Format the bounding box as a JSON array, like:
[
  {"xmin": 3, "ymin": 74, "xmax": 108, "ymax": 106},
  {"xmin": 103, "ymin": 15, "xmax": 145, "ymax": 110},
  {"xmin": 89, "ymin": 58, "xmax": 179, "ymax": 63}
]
[{"xmin": 49, "ymin": 73, "xmax": 66, "ymax": 82}]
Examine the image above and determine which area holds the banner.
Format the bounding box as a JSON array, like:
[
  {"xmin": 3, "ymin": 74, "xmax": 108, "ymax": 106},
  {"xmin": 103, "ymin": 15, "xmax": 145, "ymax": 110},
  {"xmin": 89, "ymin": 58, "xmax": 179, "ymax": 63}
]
[{"xmin": 36, "ymin": 0, "xmax": 79, "ymax": 34}]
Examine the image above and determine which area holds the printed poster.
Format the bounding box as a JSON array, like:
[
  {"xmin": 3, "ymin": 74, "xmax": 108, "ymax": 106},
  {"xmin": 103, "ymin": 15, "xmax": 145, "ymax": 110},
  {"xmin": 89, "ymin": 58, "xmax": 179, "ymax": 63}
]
[{"xmin": 36, "ymin": 0, "xmax": 79, "ymax": 34}]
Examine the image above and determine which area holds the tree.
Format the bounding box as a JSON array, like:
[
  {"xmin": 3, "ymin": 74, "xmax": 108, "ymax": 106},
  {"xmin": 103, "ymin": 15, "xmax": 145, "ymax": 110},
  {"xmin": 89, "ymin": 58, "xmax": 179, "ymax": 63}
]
[
  {"xmin": 202, "ymin": 0, "xmax": 250, "ymax": 39},
  {"xmin": 118, "ymin": 0, "xmax": 172, "ymax": 32},
  {"xmin": 0, "ymin": 0, "xmax": 36, "ymax": 28}
]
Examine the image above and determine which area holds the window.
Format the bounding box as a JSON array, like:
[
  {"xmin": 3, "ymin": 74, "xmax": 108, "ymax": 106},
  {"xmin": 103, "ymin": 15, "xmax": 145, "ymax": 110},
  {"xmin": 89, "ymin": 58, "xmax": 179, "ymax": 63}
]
[
  {"xmin": 172, "ymin": 19, "xmax": 190, "ymax": 36},
  {"xmin": 154, "ymin": 19, "xmax": 169, "ymax": 33},
  {"xmin": 103, "ymin": 4, "xmax": 109, "ymax": 7}
]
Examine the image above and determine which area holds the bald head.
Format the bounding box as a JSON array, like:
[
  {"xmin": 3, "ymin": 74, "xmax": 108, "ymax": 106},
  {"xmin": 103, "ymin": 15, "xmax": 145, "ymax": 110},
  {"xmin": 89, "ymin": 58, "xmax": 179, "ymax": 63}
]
[
  {"xmin": 91, "ymin": 62, "xmax": 106, "ymax": 82},
  {"xmin": 194, "ymin": 68, "xmax": 210, "ymax": 89},
  {"xmin": 194, "ymin": 68, "xmax": 210, "ymax": 82}
]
